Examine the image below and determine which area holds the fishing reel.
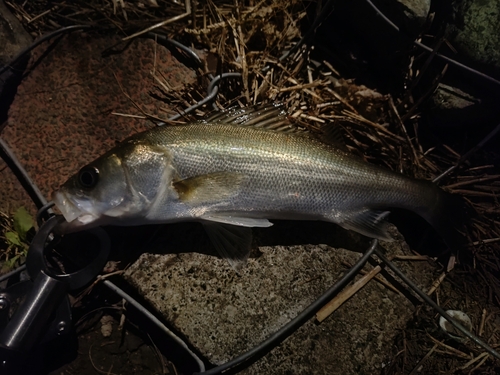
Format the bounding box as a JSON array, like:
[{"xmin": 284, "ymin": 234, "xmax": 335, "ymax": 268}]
[{"xmin": 0, "ymin": 215, "xmax": 110, "ymax": 375}]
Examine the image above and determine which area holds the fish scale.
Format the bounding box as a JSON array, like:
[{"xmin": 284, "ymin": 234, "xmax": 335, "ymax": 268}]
[
  {"xmin": 53, "ymin": 105, "xmax": 464, "ymax": 269},
  {"xmin": 140, "ymin": 122, "xmax": 424, "ymax": 218}
]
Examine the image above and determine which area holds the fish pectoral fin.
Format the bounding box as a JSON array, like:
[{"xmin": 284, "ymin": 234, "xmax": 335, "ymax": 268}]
[
  {"xmin": 340, "ymin": 209, "xmax": 393, "ymax": 241},
  {"xmin": 200, "ymin": 214, "xmax": 273, "ymax": 227},
  {"xmin": 202, "ymin": 222, "xmax": 253, "ymax": 271},
  {"xmin": 173, "ymin": 172, "xmax": 246, "ymax": 205}
]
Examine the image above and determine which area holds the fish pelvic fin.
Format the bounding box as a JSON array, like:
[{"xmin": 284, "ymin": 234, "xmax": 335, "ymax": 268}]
[
  {"xmin": 339, "ymin": 209, "xmax": 394, "ymax": 241},
  {"xmin": 200, "ymin": 214, "xmax": 272, "ymax": 227},
  {"xmin": 202, "ymin": 222, "xmax": 253, "ymax": 271}
]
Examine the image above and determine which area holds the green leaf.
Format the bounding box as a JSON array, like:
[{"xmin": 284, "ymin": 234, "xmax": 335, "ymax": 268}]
[
  {"xmin": 13, "ymin": 207, "xmax": 33, "ymax": 240},
  {"xmin": 5, "ymin": 254, "xmax": 21, "ymax": 269},
  {"xmin": 5, "ymin": 231, "xmax": 22, "ymax": 246}
]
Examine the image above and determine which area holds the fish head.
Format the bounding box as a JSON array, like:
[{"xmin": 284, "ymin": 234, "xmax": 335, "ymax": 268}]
[{"xmin": 53, "ymin": 141, "xmax": 174, "ymax": 232}]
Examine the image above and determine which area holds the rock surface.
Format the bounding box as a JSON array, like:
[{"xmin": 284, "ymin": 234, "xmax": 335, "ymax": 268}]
[
  {"xmin": 0, "ymin": 0, "xmax": 32, "ymax": 123},
  {"xmin": 374, "ymin": 0, "xmax": 431, "ymax": 33},
  {"xmin": 432, "ymin": 83, "xmax": 479, "ymax": 111},
  {"xmin": 449, "ymin": 0, "xmax": 500, "ymax": 75},
  {"xmin": 428, "ymin": 83, "xmax": 484, "ymax": 126},
  {"xmin": 125, "ymin": 229, "xmax": 437, "ymax": 374},
  {"xmin": 0, "ymin": 1, "xmax": 31, "ymax": 64},
  {"xmin": 0, "ymin": 31, "xmax": 199, "ymax": 215}
]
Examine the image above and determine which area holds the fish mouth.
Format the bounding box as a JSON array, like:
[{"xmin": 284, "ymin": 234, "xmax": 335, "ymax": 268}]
[{"xmin": 53, "ymin": 191, "xmax": 101, "ymax": 231}]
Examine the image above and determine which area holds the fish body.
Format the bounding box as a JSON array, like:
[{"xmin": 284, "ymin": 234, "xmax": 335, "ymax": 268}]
[{"xmin": 54, "ymin": 105, "xmax": 463, "ymax": 268}]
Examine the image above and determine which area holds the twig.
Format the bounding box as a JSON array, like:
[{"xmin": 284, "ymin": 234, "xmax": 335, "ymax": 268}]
[
  {"xmin": 468, "ymin": 237, "xmax": 500, "ymax": 247},
  {"xmin": 302, "ymin": 88, "xmax": 322, "ymax": 100},
  {"xmin": 147, "ymin": 332, "xmax": 168, "ymax": 375},
  {"xmin": 468, "ymin": 353, "xmax": 490, "ymax": 373},
  {"xmin": 451, "ymin": 189, "xmax": 498, "ymax": 198},
  {"xmin": 122, "ymin": 0, "xmax": 192, "ymax": 41},
  {"xmin": 118, "ymin": 299, "xmax": 126, "ymax": 330},
  {"xmin": 113, "ymin": 72, "xmax": 166, "ymax": 123},
  {"xmin": 467, "ymin": 165, "xmax": 494, "ymax": 172},
  {"xmin": 459, "ymin": 352, "xmax": 489, "ymax": 371},
  {"xmin": 28, "ymin": 7, "xmax": 57, "ymax": 24},
  {"xmin": 299, "ymin": 113, "xmax": 325, "ymax": 123},
  {"xmin": 152, "ymin": 32, "xmax": 157, "ymax": 77},
  {"xmin": 73, "ymin": 270, "xmax": 126, "ymax": 307},
  {"xmin": 442, "ymin": 144, "xmax": 461, "ymax": 159},
  {"xmin": 322, "ymin": 60, "xmax": 341, "ymax": 77},
  {"xmin": 393, "ymin": 255, "xmax": 431, "ymax": 261},
  {"xmin": 408, "ymin": 343, "xmax": 438, "ymax": 375},
  {"xmin": 111, "ymin": 113, "xmax": 147, "ymax": 119},
  {"xmin": 325, "ymin": 87, "xmax": 358, "ymax": 114},
  {"xmin": 279, "ymin": 81, "xmax": 325, "ymax": 92},
  {"xmin": 234, "ymin": 0, "xmax": 250, "ymax": 103},
  {"xmin": 341, "ymin": 261, "xmax": 402, "ymax": 295},
  {"xmin": 427, "ymin": 334, "xmax": 471, "ymax": 359},
  {"xmin": 342, "ymin": 110, "xmax": 406, "ymax": 142},
  {"xmin": 427, "ymin": 271, "xmax": 447, "ymax": 296},
  {"xmin": 316, "ymin": 265, "xmax": 382, "ymax": 322},
  {"xmin": 89, "ymin": 344, "xmax": 118, "ymax": 375},
  {"xmin": 388, "ymin": 97, "xmax": 420, "ymax": 167},
  {"xmin": 406, "ymin": 37, "xmax": 446, "ymax": 97},
  {"xmin": 433, "ymin": 123, "xmax": 500, "ymax": 183},
  {"xmin": 401, "ymin": 64, "xmax": 448, "ymax": 124},
  {"xmin": 478, "ymin": 308, "xmax": 487, "ymax": 337},
  {"xmin": 316, "ymin": 101, "xmax": 341, "ymax": 109},
  {"xmin": 152, "ymin": 72, "xmax": 173, "ymax": 94},
  {"xmin": 445, "ymin": 175, "xmax": 500, "ymax": 189}
]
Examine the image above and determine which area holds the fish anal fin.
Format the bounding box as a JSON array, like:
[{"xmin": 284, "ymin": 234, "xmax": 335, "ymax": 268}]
[
  {"xmin": 202, "ymin": 222, "xmax": 253, "ymax": 271},
  {"xmin": 173, "ymin": 172, "xmax": 245, "ymax": 205},
  {"xmin": 339, "ymin": 209, "xmax": 393, "ymax": 241},
  {"xmin": 201, "ymin": 214, "xmax": 272, "ymax": 228}
]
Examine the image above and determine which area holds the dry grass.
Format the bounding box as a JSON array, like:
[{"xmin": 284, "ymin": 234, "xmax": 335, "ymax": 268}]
[{"xmin": 4, "ymin": 0, "xmax": 500, "ymax": 373}]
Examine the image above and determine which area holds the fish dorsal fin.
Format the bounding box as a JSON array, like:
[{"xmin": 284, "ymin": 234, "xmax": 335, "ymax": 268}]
[
  {"xmin": 202, "ymin": 222, "xmax": 253, "ymax": 271},
  {"xmin": 202, "ymin": 103, "xmax": 307, "ymax": 134},
  {"xmin": 316, "ymin": 123, "xmax": 348, "ymax": 151},
  {"xmin": 173, "ymin": 172, "xmax": 245, "ymax": 205},
  {"xmin": 339, "ymin": 209, "xmax": 393, "ymax": 241},
  {"xmin": 202, "ymin": 105, "xmax": 349, "ymax": 146}
]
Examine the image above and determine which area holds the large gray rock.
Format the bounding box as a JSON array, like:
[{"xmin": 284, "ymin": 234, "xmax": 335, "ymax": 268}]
[
  {"xmin": 429, "ymin": 83, "xmax": 484, "ymax": 126},
  {"xmin": 376, "ymin": 0, "xmax": 431, "ymax": 32},
  {"xmin": 0, "ymin": 0, "xmax": 32, "ymax": 67},
  {"xmin": 432, "ymin": 83, "xmax": 480, "ymax": 111},
  {"xmin": 448, "ymin": 0, "xmax": 500, "ymax": 74},
  {"xmin": 0, "ymin": 0, "xmax": 32, "ymax": 123},
  {"xmin": 124, "ymin": 228, "xmax": 437, "ymax": 374},
  {"xmin": 392, "ymin": 0, "xmax": 431, "ymax": 29}
]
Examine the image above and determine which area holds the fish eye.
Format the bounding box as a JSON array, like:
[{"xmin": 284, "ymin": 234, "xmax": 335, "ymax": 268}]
[{"xmin": 78, "ymin": 166, "xmax": 99, "ymax": 188}]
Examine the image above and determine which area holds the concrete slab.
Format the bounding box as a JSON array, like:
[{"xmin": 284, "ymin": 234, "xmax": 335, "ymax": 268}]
[{"xmin": 124, "ymin": 228, "xmax": 437, "ymax": 374}]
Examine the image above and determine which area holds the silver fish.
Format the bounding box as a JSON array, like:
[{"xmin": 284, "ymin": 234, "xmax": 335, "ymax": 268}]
[{"xmin": 54, "ymin": 104, "xmax": 463, "ymax": 268}]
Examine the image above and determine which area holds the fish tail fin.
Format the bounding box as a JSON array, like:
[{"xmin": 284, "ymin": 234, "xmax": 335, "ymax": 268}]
[{"xmin": 420, "ymin": 186, "xmax": 469, "ymax": 262}]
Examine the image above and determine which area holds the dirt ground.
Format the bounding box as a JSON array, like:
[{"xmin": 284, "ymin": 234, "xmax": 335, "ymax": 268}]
[{"xmin": 50, "ymin": 313, "xmax": 170, "ymax": 375}]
